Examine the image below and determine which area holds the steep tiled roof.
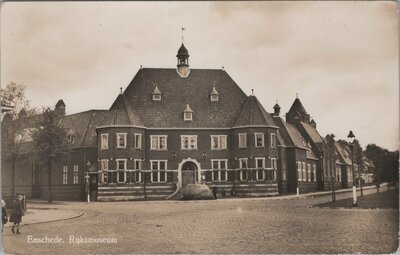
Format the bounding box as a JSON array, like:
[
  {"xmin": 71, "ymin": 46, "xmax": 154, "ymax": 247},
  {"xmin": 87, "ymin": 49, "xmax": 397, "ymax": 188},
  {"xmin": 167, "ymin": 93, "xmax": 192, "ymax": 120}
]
[
  {"xmin": 288, "ymin": 98, "xmax": 307, "ymax": 114},
  {"xmin": 234, "ymin": 96, "xmax": 277, "ymax": 127},
  {"xmin": 60, "ymin": 110, "xmax": 107, "ymax": 147},
  {"xmin": 335, "ymin": 141, "xmax": 352, "ymax": 165},
  {"xmin": 300, "ymin": 122, "xmax": 323, "ymax": 143},
  {"xmin": 274, "ymin": 117, "xmax": 307, "ymax": 148},
  {"xmin": 100, "ymin": 94, "xmax": 144, "ymax": 127},
  {"xmin": 123, "ymin": 68, "xmax": 248, "ymax": 128}
]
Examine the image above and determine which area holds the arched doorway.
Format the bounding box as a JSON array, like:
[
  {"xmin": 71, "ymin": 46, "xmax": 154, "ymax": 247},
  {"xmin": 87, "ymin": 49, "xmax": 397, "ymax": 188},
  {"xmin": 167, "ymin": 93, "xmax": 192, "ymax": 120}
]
[{"xmin": 181, "ymin": 161, "xmax": 197, "ymax": 189}]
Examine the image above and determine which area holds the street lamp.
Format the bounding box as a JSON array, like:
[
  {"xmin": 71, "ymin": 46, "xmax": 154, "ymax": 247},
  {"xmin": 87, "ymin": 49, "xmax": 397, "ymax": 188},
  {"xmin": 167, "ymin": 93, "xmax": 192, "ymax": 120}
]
[
  {"xmin": 347, "ymin": 131, "xmax": 357, "ymax": 206},
  {"xmin": 85, "ymin": 161, "xmax": 91, "ymax": 203}
]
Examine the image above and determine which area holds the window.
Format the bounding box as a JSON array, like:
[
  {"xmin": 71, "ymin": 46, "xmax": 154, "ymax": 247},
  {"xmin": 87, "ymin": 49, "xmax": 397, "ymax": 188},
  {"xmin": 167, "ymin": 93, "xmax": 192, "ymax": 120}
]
[
  {"xmin": 210, "ymin": 94, "xmax": 219, "ymax": 102},
  {"xmin": 116, "ymin": 133, "xmax": 127, "ymax": 149},
  {"xmin": 297, "ymin": 161, "xmax": 302, "ymax": 181},
  {"xmin": 238, "ymin": 133, "xmax": 247, "ymax": 148},
  {"xmin": 150, "ymin": 135, "xmax": 167, "ymax": 150},
  {"xmin": 73, "ymin": 165, "xmax": 79, "ymax": 184},
  {"xmin": 134, "ymin": 133, "xmax": 142, "ymax": 149},
  {"xmin": 153, "ymin": 94, "xmax": 161, "ymax": 101},
  {"xmin": 184, "ymin": 112, "xmax": 193, "ymax": 121},
  {"xmin": 313, "ymin": 165, "xmax": 317, "ymax": 182},
  {"xmin": 183, "ymin": 104, "xmax": 193, "ymax": 121},
  {"xmin": 255, "ymin": 133, "xmax": 265, "ymax": 148},
  {"xmin": 67, "ymin": 134, "xmax": 74, "ymax": 143},
  {"xmin": 271, "ymin": 158, "xmax": 277, "ymax": 169},
  {"xmin": 101, "ymin": 160, "xmax": 109, "ymax": 183},
  {"xmin": 239, "ymin": 158, "xmax": 248, "ymax": 181},
  {"xmin": 211, "ymin": 135, "xmax": 227, "ymax": 150},
  {"xmin": 134, "ymin": 159, "xmax": 142, "ymax": 170},
  {"xmin": 212, "ymin": 160, "xmax": 227, "ymax": 181},
  {"xmin": 151, "ymin": 160, "xmax": 167, "ymax": 183},
  {"xmin": 116, "ymin": 159, "xmax": 127, "ymax": 183},
  {"xmin": 271, "ymin": 133, "xmax": 276, "ymax": 148},
  {"xmin": 62, "ymin": 166, "xmax": 68, "ymax": 185},
  {"xmin": 307, "ymin": 164, "xmax": 311, "ymax": 182},
  {"xmin": 282, "ymin": 169, "xmax": 287, "ymax": 181},
  {"xmin": 255, "ymin": 157, "xmax": 265, "ymax": 181},
  {"xmin": 302, "ymin": 162, "xmax": 306, "ymax": 181},
  {"xmin": 181, "ymin": 135, "xmax": 197, "ymax": 150},
  {"xmin": 101, "ymin": 134, "xmax": 109, "ymax": 150}
]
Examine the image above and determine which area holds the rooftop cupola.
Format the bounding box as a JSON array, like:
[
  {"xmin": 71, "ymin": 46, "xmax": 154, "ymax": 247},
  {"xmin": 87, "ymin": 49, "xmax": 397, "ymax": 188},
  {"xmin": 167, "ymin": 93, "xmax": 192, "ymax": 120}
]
[
  {"xmin": 55, "ymin": 99, "xmax": 66, "ymax": 117},
  {"xmin": 176, "ymin": 43, "xmax": 190, "ymax": 77},
  {"xmin": 273, "ymin": 101, "xmax": 280, "ymax": 117}
]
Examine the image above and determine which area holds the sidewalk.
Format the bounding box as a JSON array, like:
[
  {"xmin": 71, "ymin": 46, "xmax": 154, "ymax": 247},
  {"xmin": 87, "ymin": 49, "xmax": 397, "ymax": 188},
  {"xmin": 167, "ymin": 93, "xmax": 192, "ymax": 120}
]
[
  {"xmin": 314, "ymin": 188, "xmax": 398, "ymax": 209},
  {"xmin": 4, "ymin": 207, "xmax": 83, "ymax": 227}
]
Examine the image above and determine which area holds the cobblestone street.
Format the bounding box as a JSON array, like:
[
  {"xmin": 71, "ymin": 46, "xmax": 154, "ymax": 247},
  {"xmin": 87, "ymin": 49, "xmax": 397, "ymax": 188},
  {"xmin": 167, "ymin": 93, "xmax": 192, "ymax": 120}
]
[{"xmin": 3, "ymin": 189, "xmax": 398, "ymax": 254}]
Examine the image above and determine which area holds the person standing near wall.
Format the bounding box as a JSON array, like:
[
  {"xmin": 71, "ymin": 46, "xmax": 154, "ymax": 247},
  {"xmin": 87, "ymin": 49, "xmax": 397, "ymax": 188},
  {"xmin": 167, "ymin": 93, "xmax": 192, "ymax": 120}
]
[
  {"xmin": 10, "ymin": 195, "xmax": 24, "ymax": 234},
  {"xmin": 1, "ymin": 200, "xmax": 7, "ymax": 233}
]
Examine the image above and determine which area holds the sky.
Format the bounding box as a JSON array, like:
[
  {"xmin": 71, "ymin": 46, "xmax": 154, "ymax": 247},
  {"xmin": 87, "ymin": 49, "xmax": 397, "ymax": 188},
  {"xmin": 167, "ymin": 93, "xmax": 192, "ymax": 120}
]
[{"xmin": 1, "ymin": 1, "xmax": 398, "ymax": 150}]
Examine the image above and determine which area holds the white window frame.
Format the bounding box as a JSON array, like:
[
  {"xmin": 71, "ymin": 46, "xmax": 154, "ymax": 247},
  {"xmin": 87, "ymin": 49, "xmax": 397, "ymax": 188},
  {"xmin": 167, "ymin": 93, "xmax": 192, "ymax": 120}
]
[
  {"xmin": 134, "ymin": 159, "xmax": 142, "ymax": 170},
  {"xmin": 150, "ymin": 160, "xmax": 167, "ymax": 183},
  {"xmin": 62, "ymin": 165, "xmax": 68, "ymax": 185},
  {"xmin": 297, "ymin": 161, "xmax": 302, "ymax": 181},
  {"xmin": 255, "ymin": 133, "xmax": 265, "ymax": 148},
  {"xmin": 271, "ymin": 133, "xmax": 276, "ymax": 148},
  {"xmin": 307, "ymin": 164, "xmax": 311, "ymax": 182},
  {"xmin": 101, "ymin": 159, "xmax": 109, "ymax": 183},
  {"xmin": 255, "ymin": 157, "xmax": 265, "ymax": 181},
  {"xmin": 313, "ymin": 164, "xmax": 317, "ymax": 182},
  {"xmin": 271, "ymin": 158, "xmax": 277, "ymax": 169},
  {"xmin": 210, "ymin": 135, "xmax": 227, "ymax": 150},
  {"xmin": 211, "ymin": 159, "xmax": 228, "ymax": 181},
  {"xmin": 73, "ymin": 165, "xmax": 79, "ymax": 184},
  {"xmin": 184, "ymin": 112, "xmax": 193, "ymax": 121},
  {"xmin": 302, "ymin": 162, "xmax": 306, "ymax": 181},
  {"xmin": 153, "ymin": 94, "xmax": 161, "ymax": 101},
  {"xmin": 239, "ymin": 158, "xmax": 248, "ymax": 169},
  {"xmin": 116, "ymin": 133, "xmax": 127, "ymax": 149},
  {"xmin": 150, "ymin": 135, "xmax": 168, "ymax": 150},
  {"xmin": 181, "ymin": 135, "xmax": 198, "ymax": 150},
  {"xmin": 134, "ymin": 133, "xmax": 142, "ymax": 149},
  {"xmin": 116, "ymin": 159, "xmax": 127, "ymax": 183},
  {"xmin": 210, "ymin": 94, "xmax": 219, "ymax": 102},
  {"xmin": 101, "ymin": 133, "xmax": 109, "ymax": 150},
  {"xmin": 238, "ymin": 133, "xmax": 247, "ymax": 148}
]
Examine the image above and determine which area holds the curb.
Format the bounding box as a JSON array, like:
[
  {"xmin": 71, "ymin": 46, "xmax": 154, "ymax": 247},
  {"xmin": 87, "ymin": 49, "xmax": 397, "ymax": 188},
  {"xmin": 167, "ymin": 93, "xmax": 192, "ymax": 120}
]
[{"xmin": 20, "ymin": 211, "xmax": 84, "ymax": 227}]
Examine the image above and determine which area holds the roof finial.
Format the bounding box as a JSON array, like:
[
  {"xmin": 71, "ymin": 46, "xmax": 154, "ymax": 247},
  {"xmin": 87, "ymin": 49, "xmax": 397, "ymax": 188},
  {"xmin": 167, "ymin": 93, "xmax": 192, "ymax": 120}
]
[
  {"xmin": 120, "ymin": 87, "xmax": 123, "ymax": 95},
  {"xmin": 181, "ymin": 27, "xmax": 185, "ymax": 43},
  {"xmin": 276, "ymin": 100, "xmax": 278, "ymax": 104},
  {"xmin": 251, "ymin": 89, "xmax": 254, "ymax": 96},
  {"xmin": 296, "ymin": 93, "xmax": 298, "ymax": 98}
]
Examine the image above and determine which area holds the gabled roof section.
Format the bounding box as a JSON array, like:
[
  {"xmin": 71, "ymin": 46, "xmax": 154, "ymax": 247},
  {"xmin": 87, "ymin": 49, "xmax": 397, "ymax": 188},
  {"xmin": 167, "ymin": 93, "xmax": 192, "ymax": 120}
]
[
  {"xmin": 288, "ymin": 98, "xmax": 308, "ymax": 115},
  {"xmin": 60, "ymin": 110, "xmax": 107, "ymax": 147},
  {"xmin": 123, "ymin": 68, "xmax": 248, "ymax": 128},
  {"xmin": 100, "ymin": 93, "xmax": 144, "ymax": 127},
  {"xmin": 300, "ymin": 122, "xmax": 323, "ymax": 144},
  {"xmin": 335, "ymin": 141, "xmax": 352, "ymax": 165},
  {"xmin": 274, "ymin": 117, "xmax": 307, "ymax": 148},
  {"xmin": 234, "ymin": 96, "xmax": 277, "ymax": 128},
  {"xmin": 210, "ymin": 85, "xmax": 219, "ymax": 95}
]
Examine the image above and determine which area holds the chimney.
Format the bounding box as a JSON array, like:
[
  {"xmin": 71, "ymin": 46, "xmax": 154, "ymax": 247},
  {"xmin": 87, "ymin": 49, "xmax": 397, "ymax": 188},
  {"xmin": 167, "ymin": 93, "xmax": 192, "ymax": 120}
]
[
  {"xmin": 310, "ymin": 119, "xmax": 316, "ymax": 129},
  {"xmin": 55, "ymin": 99, "xmax": 66, "ymax": 117}
]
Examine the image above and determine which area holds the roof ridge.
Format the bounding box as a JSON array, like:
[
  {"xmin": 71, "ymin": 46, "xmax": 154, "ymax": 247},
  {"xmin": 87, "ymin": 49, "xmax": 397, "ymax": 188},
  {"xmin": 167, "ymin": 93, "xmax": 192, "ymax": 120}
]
[{"xmin": 80, "ymin": 110, "xmax": 95, "ymax": 146}]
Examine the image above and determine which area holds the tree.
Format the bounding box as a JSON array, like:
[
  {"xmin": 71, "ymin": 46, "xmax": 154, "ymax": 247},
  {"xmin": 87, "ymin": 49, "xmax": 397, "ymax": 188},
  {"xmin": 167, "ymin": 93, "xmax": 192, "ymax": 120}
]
[
  {"xmin": 1, "ymin": 82, "xmax": 37, "ymax": 197},
  {"xmin": 33, "ymin": 108, "xmax": 68, "ymax": 203}
]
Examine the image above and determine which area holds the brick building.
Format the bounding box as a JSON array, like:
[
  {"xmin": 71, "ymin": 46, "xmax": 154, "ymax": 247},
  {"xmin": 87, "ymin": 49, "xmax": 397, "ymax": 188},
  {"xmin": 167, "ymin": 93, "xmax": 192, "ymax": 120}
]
[{"xmin": 2, "ymin": 43, "xmax": 357, "ymax": 201}]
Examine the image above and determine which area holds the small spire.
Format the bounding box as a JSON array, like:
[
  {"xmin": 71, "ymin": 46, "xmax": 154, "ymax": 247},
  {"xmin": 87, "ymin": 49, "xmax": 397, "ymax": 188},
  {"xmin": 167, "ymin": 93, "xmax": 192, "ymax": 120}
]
[
  {"xmin": 251, "ymin": 89, "xmax": 254, "ymax": 96},
  {"xmin": 140, "ymin": 65, "xmax": 142, "ymax": 69},
  {"xmin": 120, "ymin": 87, "xmax": 123, "ymax": 95},
  {"xmin": 296, "ymin": 93, "xmax": 298, "ymax": 98}
]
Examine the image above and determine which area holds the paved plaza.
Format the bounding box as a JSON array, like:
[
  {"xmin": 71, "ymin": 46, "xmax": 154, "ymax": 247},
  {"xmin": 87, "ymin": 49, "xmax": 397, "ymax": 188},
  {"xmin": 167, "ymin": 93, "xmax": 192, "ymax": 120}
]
[{"xmin": 3, "ymin": 188, "xmax": 399, "ymax": 254}]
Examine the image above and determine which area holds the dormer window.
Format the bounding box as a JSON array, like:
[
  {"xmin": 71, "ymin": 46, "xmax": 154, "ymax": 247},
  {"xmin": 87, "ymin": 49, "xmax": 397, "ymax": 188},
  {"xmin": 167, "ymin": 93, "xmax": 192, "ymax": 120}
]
[
  {"xmin": 183, "ymin": 104, "xmax": 193, "ymax": 121},
  {"xmin": 152, "ymin": 86, "xmax": 162, "ymax": 101},
  {"xmin": 210, "ymin": 85, "xmax": 219, "ymax": 102}
]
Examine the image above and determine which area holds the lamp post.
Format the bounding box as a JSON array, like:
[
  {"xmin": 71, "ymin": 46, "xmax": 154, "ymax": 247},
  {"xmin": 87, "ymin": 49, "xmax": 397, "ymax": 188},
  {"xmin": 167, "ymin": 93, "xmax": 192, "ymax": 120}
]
[
  {"xmin": 347, "ymin": 131, "xmax": 357, "ymax": 206},
  {"xmin": 85, "ymin": 161, "xmax": 91, "ymax": 203}
]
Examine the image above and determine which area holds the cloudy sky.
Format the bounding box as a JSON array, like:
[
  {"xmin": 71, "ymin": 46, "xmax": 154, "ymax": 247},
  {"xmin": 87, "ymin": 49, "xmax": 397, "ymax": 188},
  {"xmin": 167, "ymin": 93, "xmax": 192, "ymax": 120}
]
[{"xmin": 1, "ymin": 1, "xmax": 398, "ymax": 150}]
